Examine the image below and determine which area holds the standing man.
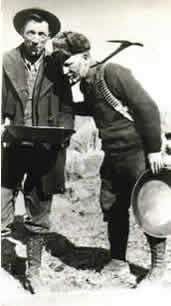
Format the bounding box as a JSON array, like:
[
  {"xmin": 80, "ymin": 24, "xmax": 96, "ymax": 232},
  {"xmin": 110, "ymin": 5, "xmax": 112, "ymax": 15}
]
[
  {"xmin": 1, "ymin": 8, "xmax": 74, "ymax": 293},
  {"xmin": 52, "ymin": 31, "xmax": 167, "ymax": 286}
]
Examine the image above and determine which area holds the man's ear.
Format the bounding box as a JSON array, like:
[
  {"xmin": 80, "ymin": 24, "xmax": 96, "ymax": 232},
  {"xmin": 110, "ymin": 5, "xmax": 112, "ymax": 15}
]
[
  {"xmin": 19, "ymin": 26, "xmax": 24, "ymax": 38},
  {"xmin": 83, "ymin": 51, "xmax": 90, "ymax": 60}
]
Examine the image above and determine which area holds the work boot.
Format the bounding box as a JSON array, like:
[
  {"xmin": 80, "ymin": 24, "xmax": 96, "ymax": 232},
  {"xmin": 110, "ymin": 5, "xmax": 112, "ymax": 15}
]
[
  {"xmin": 139, "ymin": 235, "xmax": 167, "ymax": 287},
  {"xmin": 102, "ymin": 258, "xmax": 136, "ymax": 286},
  {"xmin": 1, "ymin": 238, "xmax": 17, "ymax": 273},
  {"xmin": 24, "ymin": 233, "xmax": 44, "ymax": 294},
  {"xmin": 102, "ymin": 259, "xmax": 129, "ymax": 275}
]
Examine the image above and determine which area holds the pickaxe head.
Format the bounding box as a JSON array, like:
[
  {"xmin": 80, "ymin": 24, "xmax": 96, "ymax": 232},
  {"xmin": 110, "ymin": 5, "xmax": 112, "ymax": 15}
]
[{"xmin": 107, "ymin": 40, "xmax": 144, "ymax": 47}]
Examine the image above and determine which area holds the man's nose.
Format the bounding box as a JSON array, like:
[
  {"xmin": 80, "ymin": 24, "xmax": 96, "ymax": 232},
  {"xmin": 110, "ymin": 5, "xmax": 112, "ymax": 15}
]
[
  {"xmin": 63, "ymin": 65, "xmax": 70, "ymax": 75},
  {"xmin": 31, "ymin": 35, "xmax": 40, "ymax": 44}
]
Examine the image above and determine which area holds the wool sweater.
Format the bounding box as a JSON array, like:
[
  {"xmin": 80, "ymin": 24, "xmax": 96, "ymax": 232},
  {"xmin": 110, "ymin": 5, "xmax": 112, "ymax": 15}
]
[{"xmin": 74, "ymin": 62, "xmax": 161, "ymax": 154}]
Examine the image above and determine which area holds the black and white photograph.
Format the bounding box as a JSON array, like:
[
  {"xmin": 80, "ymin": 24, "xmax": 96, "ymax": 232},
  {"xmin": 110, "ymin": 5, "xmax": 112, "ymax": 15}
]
[{"xmin": 1, "ymin": 0, "xmax": 171, "ymax": 305}]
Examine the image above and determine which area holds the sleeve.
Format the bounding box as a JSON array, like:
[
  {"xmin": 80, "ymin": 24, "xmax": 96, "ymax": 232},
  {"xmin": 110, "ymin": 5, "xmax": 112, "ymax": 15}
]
[
  {"xmin": 1, "ymin": 68, "xmax": 8, "ymax": 124},
  {"xmin": 104, "ymin": 63, "xmax": 162, "ymax": 153},
  {"xmin": 57, "ymin": 75, "xmax": 75, "ymax": 130}
]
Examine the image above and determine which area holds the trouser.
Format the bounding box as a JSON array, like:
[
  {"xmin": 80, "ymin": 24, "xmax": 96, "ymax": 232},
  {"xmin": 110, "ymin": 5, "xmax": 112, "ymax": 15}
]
[
  {"xmin": 100, "ymin": 148, "xmax": 146, "ymax": 260},
  {"xmin": 1, "ymin": 187, "xmax": 52, "ymax": 234},
  {"xmin": 1, "ymin": 143, "xmax": 56, "ymax": 234}
]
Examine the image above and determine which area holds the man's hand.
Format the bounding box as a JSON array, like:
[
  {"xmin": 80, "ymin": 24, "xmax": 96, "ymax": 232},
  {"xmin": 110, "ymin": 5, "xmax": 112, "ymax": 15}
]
[
  {"xmin": 147, "ymin": 152, "xmax": 164, "ymax": 174},
  {"xmin": 1, "ymin": 118, "xmax": 11, "ymax": 147},
  {"xmin": 1, "ymin": 118, "xmax": 10, "ymax": 135}
]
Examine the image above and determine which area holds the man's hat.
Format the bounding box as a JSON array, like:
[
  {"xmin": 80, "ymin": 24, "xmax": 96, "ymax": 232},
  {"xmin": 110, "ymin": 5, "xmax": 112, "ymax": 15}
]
[
  {"xmin": 13, "ymin": 7, "xmax": 61, "ymax": 38},
  {"xmin": 52, "ymin": 31, "xmax": 91, "ymax": 56},
  {"xmin": 131, "ymin": 168, "xmax": 171, "ymax": 238}
]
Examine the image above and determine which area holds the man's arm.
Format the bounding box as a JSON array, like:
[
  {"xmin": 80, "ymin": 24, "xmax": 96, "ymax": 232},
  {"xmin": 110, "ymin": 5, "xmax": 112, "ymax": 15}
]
[
  {"xmin": 57, "ymin": 75, "xmax": 75, "ymax": 130},
  {"xmin": 105, "ymin": 63, "xmax": 162, "ymax": 153},
  {"xmin": 105, "ymin": 63, "xmax": 164, "ymax": 173},
  {"xmin": 1, "ymin": 67, "xmax": 7, "ymax": 125}
]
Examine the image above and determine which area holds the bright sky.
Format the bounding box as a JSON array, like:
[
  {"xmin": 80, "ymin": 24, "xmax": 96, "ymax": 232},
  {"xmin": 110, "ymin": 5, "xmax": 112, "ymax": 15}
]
[{"xmin": 1, "ymin": 0, "xmax": 171, "ymax": 129}]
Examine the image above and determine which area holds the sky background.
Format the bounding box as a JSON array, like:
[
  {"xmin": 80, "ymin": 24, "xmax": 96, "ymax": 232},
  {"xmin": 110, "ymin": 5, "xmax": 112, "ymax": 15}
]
[{"xmin": 1, "ymin": 0, "xmax": 171, "ymax": 127}]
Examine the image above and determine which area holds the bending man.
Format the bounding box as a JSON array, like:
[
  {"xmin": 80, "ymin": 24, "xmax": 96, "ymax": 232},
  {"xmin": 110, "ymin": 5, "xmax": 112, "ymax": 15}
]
[{"xmin": 52, "ymin": 31, "xmax": 167, "ymax": 286}]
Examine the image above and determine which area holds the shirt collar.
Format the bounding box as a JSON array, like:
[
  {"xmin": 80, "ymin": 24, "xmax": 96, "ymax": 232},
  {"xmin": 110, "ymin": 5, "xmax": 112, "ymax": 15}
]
[{"xmin": 23, "ymin": 54, "xmax": 44, "ymax": 72}]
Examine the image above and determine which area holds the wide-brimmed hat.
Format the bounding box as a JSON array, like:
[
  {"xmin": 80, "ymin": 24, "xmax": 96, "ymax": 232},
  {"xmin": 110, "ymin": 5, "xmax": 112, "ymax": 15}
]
[
  {"xmin": 13, "ymin": 7, "xmax": 61, "ymax": 38},
  {"xmin": 131, "ymin": 168, "xmax": 171, "ymax": 238}
]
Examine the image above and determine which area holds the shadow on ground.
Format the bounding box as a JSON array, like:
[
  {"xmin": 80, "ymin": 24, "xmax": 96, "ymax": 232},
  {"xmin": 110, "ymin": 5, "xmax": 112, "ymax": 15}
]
[
  {"xmin": 1, "ymin": 215, "xmax": 148, "ymax": 287},
  {"xmin": 45, "ymin": 232, "xmax": 148, "ymax": 279},
  {"xmin": 45, "ymin": 231, "xmax": 111, "ymax": 272}
]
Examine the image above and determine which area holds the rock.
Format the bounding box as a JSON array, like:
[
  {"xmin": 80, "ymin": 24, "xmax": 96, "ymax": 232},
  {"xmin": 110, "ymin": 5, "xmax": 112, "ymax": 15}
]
[
  {"xmin": 66, "ymin": 149, "xmax": 86, "ymax": 178},
  {"xmin": 82, "ymin": 150, "xmax": 104, "ymax": 178},
  {"xmin": 66, "ymin": 149, "xmax": 104, "ymax": 179},
  {"xmin": 70, "ymin": 117, "xmax": 101, "ymax": 153}
]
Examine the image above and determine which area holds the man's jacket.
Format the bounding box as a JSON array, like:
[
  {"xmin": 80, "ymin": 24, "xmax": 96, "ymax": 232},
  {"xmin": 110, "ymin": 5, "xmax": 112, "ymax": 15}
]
[
  {"xmin": 2, "ymin": 44, "xmax": 74, "ymax": 129},
  {"xmin": 1, "ymin": 44, "xmax": 74, "ymax": 194},
  {"xmin": 74, "ymin": 63, "xmax": 162, "ymax": 154}
]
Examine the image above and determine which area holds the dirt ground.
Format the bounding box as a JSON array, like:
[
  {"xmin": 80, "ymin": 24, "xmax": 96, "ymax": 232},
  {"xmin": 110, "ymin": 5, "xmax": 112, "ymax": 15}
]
[{"xmin": 1, "ymin": 174, "xmax": 171, "ymax": 297}]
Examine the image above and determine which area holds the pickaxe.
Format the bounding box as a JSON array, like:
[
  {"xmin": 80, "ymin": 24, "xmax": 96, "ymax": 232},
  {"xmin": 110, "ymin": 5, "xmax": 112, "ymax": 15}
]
[
  {"xmin": 70, "ymin": 40, "xmax": 143, "ymax": 84},
  {"xmin": 91, "ymin": 40, "xmax": 144, "ymax": 68}
]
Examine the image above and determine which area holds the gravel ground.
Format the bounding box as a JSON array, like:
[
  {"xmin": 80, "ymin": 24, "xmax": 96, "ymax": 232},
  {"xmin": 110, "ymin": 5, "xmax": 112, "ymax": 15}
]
[{"xmin": 1, "ymin": 175, "xmax": 171, "ymax": 299}]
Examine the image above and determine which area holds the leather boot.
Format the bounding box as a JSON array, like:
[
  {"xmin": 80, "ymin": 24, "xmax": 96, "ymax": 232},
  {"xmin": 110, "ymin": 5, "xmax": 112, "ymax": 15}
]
[
  {"xmin": 139, "ymin": 235, "xmax": 167, "ymax": 287},
  {"xmin": 1, "ymin": 238, "xmax": 17, "ymax": 273},
  {"xmin": 24, "ymin": 233, "xmax": 44, "ymax": 294}
]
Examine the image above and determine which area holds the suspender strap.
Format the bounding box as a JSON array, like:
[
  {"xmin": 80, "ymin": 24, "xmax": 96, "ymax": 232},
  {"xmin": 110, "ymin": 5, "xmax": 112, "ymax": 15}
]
[{"xmin": 95, "ymin": 65, "xmax": 134, "ymax": 122}]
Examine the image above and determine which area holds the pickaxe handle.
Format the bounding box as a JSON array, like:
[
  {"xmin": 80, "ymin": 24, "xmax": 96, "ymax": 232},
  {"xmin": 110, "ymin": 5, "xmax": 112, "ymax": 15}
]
[
  {"xmin": 70, "ymin": 40, "xmax": 144, "ymax": 84},
  {"xmin": 107, "ymin": 40, "xmax": 144, "ymax": 47},
  {"xmin": 91, "ymin": 40, "xmax": 144, "ymax": 68}
]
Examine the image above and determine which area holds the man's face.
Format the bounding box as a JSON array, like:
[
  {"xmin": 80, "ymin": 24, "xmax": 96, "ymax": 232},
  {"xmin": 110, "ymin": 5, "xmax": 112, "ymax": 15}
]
[
  {"xmin": 64, "ymin": 52, "xmax": 90, "ymax": 83},
  {"xmin": 22, "ymin": 20, "xmax": 50, "ymax": 57}
]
